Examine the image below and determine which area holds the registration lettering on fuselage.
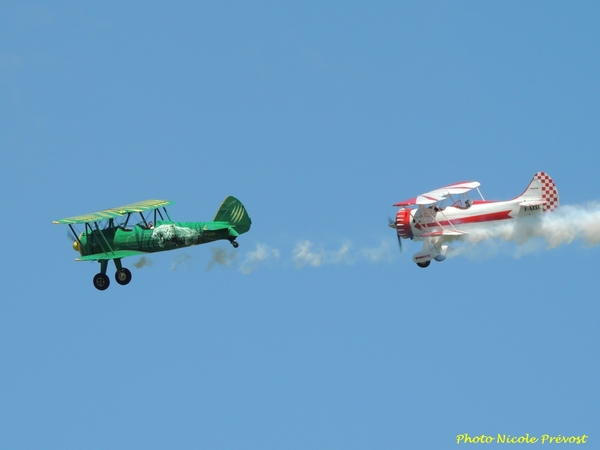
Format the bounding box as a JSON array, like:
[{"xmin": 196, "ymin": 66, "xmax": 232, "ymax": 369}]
[{"xmin": 523, "ymin": 205, "xmax": 541, "ymax": 212}]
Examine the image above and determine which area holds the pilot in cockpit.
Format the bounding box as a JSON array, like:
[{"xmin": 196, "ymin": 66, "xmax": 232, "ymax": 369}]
[
  {"xmin": 137, "ymin": 221, "xmax": 154, "ymax": 230},
  {"xmin": 455, "ymin": 199, "xmax": 472, "ymax": 209}
]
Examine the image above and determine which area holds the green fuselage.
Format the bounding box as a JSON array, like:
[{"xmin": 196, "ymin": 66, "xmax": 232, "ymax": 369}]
[{"xmin": 76, "ymin": 221, "xmax": 235, "ymax": 257}]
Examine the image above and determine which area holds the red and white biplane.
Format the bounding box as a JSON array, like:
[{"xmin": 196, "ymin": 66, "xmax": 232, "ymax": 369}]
[{"xmin": 391, "ymin": 172, "xmax": 559, "ymax": 267}]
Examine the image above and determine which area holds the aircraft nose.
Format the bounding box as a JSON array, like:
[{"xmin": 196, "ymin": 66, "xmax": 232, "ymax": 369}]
[{"xmin": 73, "ymin": 241, "xmax": 80, "ymax": 252}]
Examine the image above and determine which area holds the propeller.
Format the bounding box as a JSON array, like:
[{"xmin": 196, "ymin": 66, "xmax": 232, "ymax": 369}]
[
  {"xmin": 388, "ymin": 216, "xmax": 403, "ymax": 253},
  {"xmin": 387, "ymin": 216, "xmax": 395, "ymax": 229},
  {"xmin": 67, "ymin": 231, "xmax": 82, "ymax": 253}
]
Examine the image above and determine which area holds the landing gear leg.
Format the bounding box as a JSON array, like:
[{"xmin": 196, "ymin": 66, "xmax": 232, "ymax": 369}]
[
  {"xmin": 93, "ymin": 260, "xmax": 110, "ymax": 290},
  {"xmin": 114, "ymin": 258, "xmax": 132, "ymax": 286}
]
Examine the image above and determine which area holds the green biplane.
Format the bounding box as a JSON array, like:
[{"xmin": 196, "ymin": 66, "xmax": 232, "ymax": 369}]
[{"xmin": 53, "ymin": 196, "xmax": 251, "ymax": 290}]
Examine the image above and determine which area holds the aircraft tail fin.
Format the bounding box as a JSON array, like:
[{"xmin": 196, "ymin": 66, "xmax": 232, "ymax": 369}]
[
  {"xmin": 516, "ymin": 172, "xmax": 559, "ymax": 212},
  {"xmin": 213, "ymin": 196, "xmax": 252, "ymax": 234}
]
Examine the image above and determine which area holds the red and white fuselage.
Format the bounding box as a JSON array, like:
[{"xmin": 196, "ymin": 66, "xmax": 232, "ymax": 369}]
[{"xmin": 393, "ymin": 172, "xmax": 559, "ymax": 266}]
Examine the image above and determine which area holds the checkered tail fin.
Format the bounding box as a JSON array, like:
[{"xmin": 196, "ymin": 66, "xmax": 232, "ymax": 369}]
[{"xmin": 517, "ymin": 172, "xmax": 559, "ymax": 212}]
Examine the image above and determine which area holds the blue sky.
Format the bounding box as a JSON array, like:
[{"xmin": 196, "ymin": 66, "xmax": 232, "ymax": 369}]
[{"xmin": 1, "ymin": 2, "xmax": 599, "ymax": 448}]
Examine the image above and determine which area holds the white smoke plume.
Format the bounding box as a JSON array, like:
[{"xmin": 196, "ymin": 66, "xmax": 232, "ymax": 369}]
[
  {"xmin": 358, "ymin": 238, "xmax": 396, "ymax": 263},
  {"xmin": 205, "ymin": 248, "xmax": 238, "ymax": 271},
  {"xmin": 198, "ymin": 239, "xmax": 396, "ymax": 273},
  {"xmin": 240, "ymin": 243, "xmax": 280, "ymax": 274},
  {"xmin": 133, "ymin": 256, "xmax": 153, "ymax": 269},
  {"xmin": 289, "ymin": 239, "xmax": 397, "ymax": 268},
  {"xmin": 452, "ymin": 203, "xmax": 600, "ymax": 258},
  {"xmin": 292, "ymin": 240, "xmax": 352, "ymax": 268},
  {"xmin": 139, "ymin": 239, "xmax": 397, "ymax": 273}
]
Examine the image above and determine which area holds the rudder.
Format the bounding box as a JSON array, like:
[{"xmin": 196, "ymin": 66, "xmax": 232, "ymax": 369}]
[
  {"xmin": 213, "ymin": 196, "xmax": 252, "ymax": 234},
  {"xmin": 537, "ymin": 172, "xmax": 559, "ymax": 212},
  {"xmin": 517, "ymin": 172, "xmax": 559, "ymax": 212}
]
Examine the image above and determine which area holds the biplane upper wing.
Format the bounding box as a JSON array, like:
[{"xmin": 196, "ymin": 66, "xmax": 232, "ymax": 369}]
[
  {"xmin": 53, "ymin": 199, "xmax": 173, "ymax": 224},
  {"xmin": 393, "ymin": 181, "xmax": 480, "ymax": 207}
]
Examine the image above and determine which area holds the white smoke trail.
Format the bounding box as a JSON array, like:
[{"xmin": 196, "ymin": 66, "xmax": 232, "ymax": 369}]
[
  {"xmin": 292, "ymin": 240, "xmax": 352, "ymax": 268},
  {"xmin": 240, "ymin": 243, "xmax": 280, "ymax": 274},
  {"xmin": 359, "ymin": 238, "xmax": 396, "ymax": 263},
  {"xmin": 199, "ymin": 240, "xmax": 395, "ymax": 273},
  {"xmin": 290, "ymin": 239, "xmax": 398, "ymax": 268},
  {"xmin": 452, "ymin": 202, "xmax": 600, "ymax": 258},
  {"xmin": 154, "ymin": 240, "xmax": 396, "ymax": 273}
]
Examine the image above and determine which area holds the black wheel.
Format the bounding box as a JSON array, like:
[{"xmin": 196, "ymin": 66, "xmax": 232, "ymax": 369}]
[
  {"xmin": 115, "ymin": 268, "xmax": 132, "ymax": 285},
  {"xmin": 416, "ymin": 261, "xmax": 431, "ymax": 268},
  {"xmin": 93, "ymin": 273, "xmax": 110, "ymax": 290},
  {"xmin": 232, "ymin": 241, "xmax": 239, "ymax": 248}
]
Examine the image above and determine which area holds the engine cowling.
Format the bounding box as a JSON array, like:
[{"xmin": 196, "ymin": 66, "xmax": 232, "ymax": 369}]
[{"xmin": 395, "ymin": 208, "xmax": 413, "ymax": 239}]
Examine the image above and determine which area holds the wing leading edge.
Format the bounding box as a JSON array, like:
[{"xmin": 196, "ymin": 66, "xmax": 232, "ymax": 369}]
[
  {"xmin": 393, "ymin": 181, "xmax": 480, "ymax": 207},
  {"xmin": 53, "ymin": 199, "xmax": 173, "ymax": 224}
]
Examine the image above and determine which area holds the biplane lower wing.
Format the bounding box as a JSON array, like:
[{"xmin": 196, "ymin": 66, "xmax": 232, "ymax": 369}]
[
  {"xmin": 76, "ymin": 250, "xmax": 148, "ymax": 262},
  {"xmin": 420, "ymin": 229, "xmax": 467, "ymax": 237},
  {"xmin": 519, "ymin": 200, "xmax": 546, "ymax": 207}
]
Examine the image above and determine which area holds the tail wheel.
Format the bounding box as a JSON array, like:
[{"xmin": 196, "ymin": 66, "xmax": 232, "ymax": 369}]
[
  {"xmin": 115, "ymin": 268, "xmax": 132, "ymax": 285},
  {"xmin": 416, "ymin": 261, "xmax": 431, "ymax": 268},
  {"xmin": 93, "ymin": 273, "xmax": 110, "ymax": 290}
]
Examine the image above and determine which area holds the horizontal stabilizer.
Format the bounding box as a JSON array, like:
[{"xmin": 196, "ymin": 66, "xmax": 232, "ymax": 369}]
[
  {"xmin": 519, "ymin": 200, "xmax": 545, "ymax": 207},
  {"xmin": 202, "ymin": 221, "xmax": 230, "ymax": 231},
  {"xmin": 202, "ymin": 222, "xmax": 240, "ymax": 237}
]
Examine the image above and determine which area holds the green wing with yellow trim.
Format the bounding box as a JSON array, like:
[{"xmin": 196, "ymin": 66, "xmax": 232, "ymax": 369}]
[{"xmin": 53, "ymin": 199, "xmax": 173, "ymax": 224}]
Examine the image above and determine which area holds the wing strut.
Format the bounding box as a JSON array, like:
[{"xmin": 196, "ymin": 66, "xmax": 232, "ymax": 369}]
[
  {"xmin": 437, "ymin": 209, "xmax": 461, "ymax": 233},
  {"xmin": 123, "ymin": 213, "xmax": 132, "ymax": 229},
  {"xmin": 93, "ymin": 222, "xmax": 115, "ymax": 255},
  {"xmin": 68, "ymin": 224, "xmax": 83, "ymax": 249}
]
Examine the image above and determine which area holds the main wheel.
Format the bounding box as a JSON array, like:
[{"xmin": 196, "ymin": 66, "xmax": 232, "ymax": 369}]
[
  {"xmin": 93, "ymin": 273, "xmax": 110, "ymax": 290},
  {"xmin": 416, "ymin": 261, "xmax": 431, "ymax": 268},
  {"xmin": 232, "ymin": 241, "xmax": 239, "ymax": 248},
  {"xmin": 115, "ymin": 268, "xmax": 132, "ymax": 285}
]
